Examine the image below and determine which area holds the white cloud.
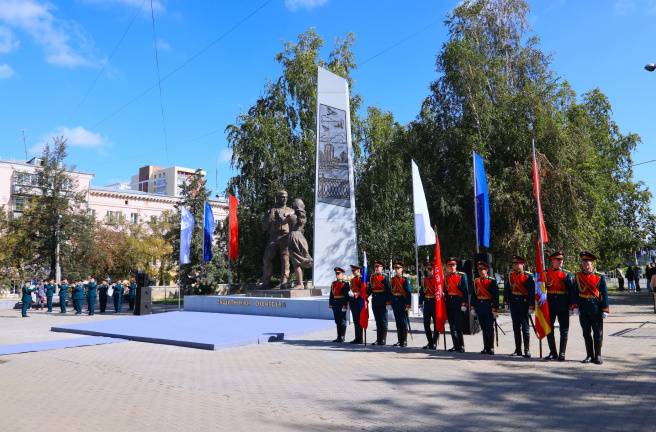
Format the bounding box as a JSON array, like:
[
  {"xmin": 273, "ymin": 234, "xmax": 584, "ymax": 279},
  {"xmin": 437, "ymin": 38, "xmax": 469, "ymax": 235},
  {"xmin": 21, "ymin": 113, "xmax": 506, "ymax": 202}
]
[
  {"xmin": 29, "ymin": 126, "xmax": 112, "ymax": 155},
  {"xmin": 219, "ymin": 148, "xmax": 232, "ymax": 164},
  {"xmin": 614, "ymin": 0, "xmax": 656, "ymax": 14},
  {"xmin": 0, "ymin": 0, "xmax": 99, "ymax": 67},
  {"xmin": 0, "ymin": 63, "xmax": 14, "ymax": 79},
  {"xmin": 285, "ymin": 0, "xmax": 329, "ymax": 12},
  {"xmin": 82, "ymin": 0, "xmax": 166, "ymax": 13},
  {"xmin": 0, "ymin": 26, "xmax": 19, "ymax": 53},
  {"xmin": 156, "ymin": 38, "xmax": 170, "ymax": 51}
]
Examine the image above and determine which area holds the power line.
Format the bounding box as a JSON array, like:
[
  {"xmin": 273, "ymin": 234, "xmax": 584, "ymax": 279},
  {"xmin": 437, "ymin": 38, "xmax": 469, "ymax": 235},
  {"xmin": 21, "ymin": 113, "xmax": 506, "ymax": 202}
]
[
  {"xmin": 360, "ymin": 19, "xmax": 441, "ymax": 66},
  {"xmin": 632, "ymin": 159, "xmax": 656, "ymax": 167},
  {"xmin": 150, "ymin": 0, "xmax": 170, "ymax": 166},
  {"xmin": 87, "ymin": 0, "xmax": 273, "ymax": 132},
  {"xmin": 66, "ymin": 0, "xmax": 147, "ymax": 125}
]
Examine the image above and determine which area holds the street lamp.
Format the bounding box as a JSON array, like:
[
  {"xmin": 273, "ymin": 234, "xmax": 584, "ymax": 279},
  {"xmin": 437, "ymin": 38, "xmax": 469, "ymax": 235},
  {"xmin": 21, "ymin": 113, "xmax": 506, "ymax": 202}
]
[
  {"xmin": 55, "ymin": 213, "xmax": 62, "ymax": 284},
  {"xmin": 646, "ymin": 63, "xmax": 656, "ymax": 72}
]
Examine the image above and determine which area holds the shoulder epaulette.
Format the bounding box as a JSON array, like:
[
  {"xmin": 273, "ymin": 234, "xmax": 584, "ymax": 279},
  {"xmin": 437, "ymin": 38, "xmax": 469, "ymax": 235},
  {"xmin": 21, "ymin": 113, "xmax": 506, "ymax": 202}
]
[{"xmin": 457, "ymin": 271, "xmax": 465, "ymax": 275}]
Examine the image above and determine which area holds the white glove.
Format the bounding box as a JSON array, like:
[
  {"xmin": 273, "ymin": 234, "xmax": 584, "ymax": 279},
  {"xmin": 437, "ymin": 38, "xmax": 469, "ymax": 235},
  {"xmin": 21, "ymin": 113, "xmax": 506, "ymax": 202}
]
[
  {"xmin": 573, "ymin": 308, "xmax": 579, "ymax": 315},
  {"xmin": 569, "ymin": 309, "xmax": 574, "ymax": 316},
  {"xmin": 602, "ymin": 312, "xmax": 608, "ymax": 319},
  {"xmin": 470, "ymin": 309, "xmax": 477, "ymax": 317},
  {"xmin": 529, "ymin": 309, "xmax": 534, "ymax": 315},
  {"xmin": 504, "ymin": 304, "xmax": 509, "ymax": 311},
  {"xmin": 461, "ymin": 306, "xmax": 467, "ymax": 312},
  {"xmin": 419, "ymin": 306, "xmax": 424, "ymax": 314},
  {"xmin": 406, "ymin": 307, "xmax": 411, "ymax": 312},
  {"xmin": 348, "ymin": 291, "xmax": 354, "ymax": 298},
  {"xmin": 386, "ymin": 305, "xmax": 392, "ymax": 313}
]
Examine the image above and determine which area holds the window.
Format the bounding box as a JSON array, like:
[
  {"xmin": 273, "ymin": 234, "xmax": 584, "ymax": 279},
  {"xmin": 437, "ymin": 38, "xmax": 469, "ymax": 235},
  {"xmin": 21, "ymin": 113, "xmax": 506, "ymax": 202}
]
[
  {"xmin": 130, "ymin": 213, "xmax": 138, "ymax": 224},
  {"xmin": 12, "ymin": 196, "xmax": 29, "ymax": 212},
  {"xmin": 106, "ymin": 211, "xmax": 123, "ymax": 223},
  {"xmin": 88, "ymin": 209, "xmax": 96, "ymax": 219}
]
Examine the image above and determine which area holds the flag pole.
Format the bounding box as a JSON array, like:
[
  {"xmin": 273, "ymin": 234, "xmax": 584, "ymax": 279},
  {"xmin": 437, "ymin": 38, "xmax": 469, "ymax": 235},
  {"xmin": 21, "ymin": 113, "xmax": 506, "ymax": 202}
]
[
  {"xmin": 228, "ymin": 198, "xmax": 232, "ymax": 295},
  {"xmin": 533, "ymin": 139, "xmax": 545, "ymax": 358},
  {"xmin": 177, "ymin": 262, "xmax": 182, "ymax": 310},
  {"xmin": 473, "ymin": 151, "xmax": 480, "ymax": 254}
]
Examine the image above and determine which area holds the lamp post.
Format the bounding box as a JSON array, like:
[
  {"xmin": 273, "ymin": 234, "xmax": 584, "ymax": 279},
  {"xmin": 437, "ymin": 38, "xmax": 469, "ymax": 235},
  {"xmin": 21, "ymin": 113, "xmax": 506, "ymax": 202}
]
[
  {"xmin": 646, "ymin": 64, "xmax": 656, "ymax": 72},
  {"xmin": 55, "ymin": 213, "xmax": 62, "ymax": 284}
]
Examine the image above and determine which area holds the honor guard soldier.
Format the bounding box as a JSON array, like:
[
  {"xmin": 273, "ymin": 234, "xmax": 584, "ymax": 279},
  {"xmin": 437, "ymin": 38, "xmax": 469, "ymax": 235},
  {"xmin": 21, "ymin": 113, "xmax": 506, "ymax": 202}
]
[
  {"xmin": 348, "ymin": 265, "xmax": 367, "ymax": 344},
  {"xmin": 113, "ymin": 279, "xmax": 123, "ymax": 313},
  {"xmin": 419, "ymin": 263, "xmax": 439, "ymax": 349},
  {"xmin": 329, "ymin": 267, "xmax": 349, "ymax": 342},
  {"xmin": 98, "ymin": 278, "xmax": 110, "ymax": 313},
  {"xmin": 128, "ymin": 276, "xmax": 137, "ymax": 311},
  {"xmin": 390, "ymin": 261, "xmax": 412, "ymax": 347},
  {"xmin": 58, "ymin": 277, "xmax": 69, "ymax": 314},
  {"xmin": 544, "ymin": 251, "xmax": 576, "ymax": 361},
  {"xmin": 504, "ymin": 255, "xmax": 535, "ymax": 358},
  {"xmin": 45, "ymin": 278, "xmax": 56, "ymax": 312},
  {"xmin": 21, "ymin": 280, "xmax": 37, "ymax": 317},
  {"xmin": 72, "ymin": 279, "xmax": 85, "ymax": 314},
  {"xmin": 368, "ymin": 261, "xmax": 391, "ymax": 346},
  {"xmin": 85, "ymin": 277, "xmax": 98, "ymax": 315},
  {"xmin": 470, "ymin": 261, "xmax": 499, "ymax": 354},
  {"xmin": 445, "ymin": 257, "xmax": 469, "ymax": 353},
  {"xmin": 574, "ymin": 252, "xmax": 609, "ymax": 365}
]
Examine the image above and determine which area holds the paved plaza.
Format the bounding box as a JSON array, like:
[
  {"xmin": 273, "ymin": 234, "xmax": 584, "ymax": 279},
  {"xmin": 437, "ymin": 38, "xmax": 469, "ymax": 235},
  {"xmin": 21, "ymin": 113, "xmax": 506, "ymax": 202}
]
[{"xmin": 1, "ymin": 292, "xmax": 655, "ymax": 432}]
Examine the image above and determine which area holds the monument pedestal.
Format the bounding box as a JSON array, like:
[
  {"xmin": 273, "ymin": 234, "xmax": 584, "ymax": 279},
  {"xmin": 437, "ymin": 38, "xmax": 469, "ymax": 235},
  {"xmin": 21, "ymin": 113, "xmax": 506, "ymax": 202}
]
[{"xmin": 245, "ymin": 289, "xmax": 322, "ymax": 298}]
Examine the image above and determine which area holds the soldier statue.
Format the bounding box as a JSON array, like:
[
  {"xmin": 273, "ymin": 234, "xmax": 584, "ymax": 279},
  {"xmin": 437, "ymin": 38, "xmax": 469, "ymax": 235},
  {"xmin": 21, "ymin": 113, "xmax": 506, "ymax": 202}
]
[{"xmin": 261, "ymin": 190, "xmax": 295, "ymax": 289}]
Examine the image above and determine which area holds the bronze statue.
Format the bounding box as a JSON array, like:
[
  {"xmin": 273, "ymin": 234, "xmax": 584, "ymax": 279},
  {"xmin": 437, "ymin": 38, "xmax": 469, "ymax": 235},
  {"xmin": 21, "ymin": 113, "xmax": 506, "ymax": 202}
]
[
  {"xmin": 261, "ymin": 190, "xmax": 295, "ymax": 289},
  {"xmin": 285, "ymin": 198, "xmax": 313, "ymax": 289}
]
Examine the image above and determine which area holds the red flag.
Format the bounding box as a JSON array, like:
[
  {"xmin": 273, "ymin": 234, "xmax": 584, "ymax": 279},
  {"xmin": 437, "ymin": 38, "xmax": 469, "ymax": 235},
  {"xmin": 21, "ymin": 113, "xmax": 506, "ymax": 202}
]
[
  {"xmin": 228, "ymin": 194, "xmax": 238, "ymax": 259},
  {"xmin": 433, "ymin": 232, "xmax": 447, "ymax": 333},
  {"xmin": 532, "ymin": 148, "xmax": 548, "ymax": 243},
  {"xmin": 534, "ymin": 241, "xmax": 552, "ymax": 339}
]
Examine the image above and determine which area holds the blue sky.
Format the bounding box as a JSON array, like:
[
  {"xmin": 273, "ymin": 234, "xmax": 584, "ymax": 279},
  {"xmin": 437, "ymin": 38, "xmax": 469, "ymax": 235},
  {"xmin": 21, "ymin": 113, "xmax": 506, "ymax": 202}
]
[{"xmin": 0, "ymin": 0, "xmax": 654, "ymax": 209}]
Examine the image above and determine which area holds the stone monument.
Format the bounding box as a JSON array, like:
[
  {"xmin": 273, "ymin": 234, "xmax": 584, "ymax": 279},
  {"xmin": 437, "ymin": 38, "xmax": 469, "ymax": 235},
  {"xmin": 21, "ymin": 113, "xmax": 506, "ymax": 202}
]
[
  {"xmin": 260, "ymin": 190, "xmax": 294, "ymax": 290},
  {"xmin": 285, "ymin": 198, "xmax": 313, "ymax": 289}
]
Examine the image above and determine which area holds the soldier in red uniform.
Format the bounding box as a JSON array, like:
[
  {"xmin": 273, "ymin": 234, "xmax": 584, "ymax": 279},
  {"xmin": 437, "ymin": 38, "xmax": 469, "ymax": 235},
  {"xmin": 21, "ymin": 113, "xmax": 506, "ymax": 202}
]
[
  {"xmin": 390, "ymin": 261, "xmax": 412, "ymax": 347},
  {"xmin": 470, "ymin": 261, "xmax": 499, "ymax": 355},
  {"xmin": 329, "ymin": 267, "xmax": 349, "ymax": 343},
  {"xmin": 504, "ymin": 255, "xmax": 535, "ymax": 358},
  {"xmin": 574, "ymin": 252, "xmax": 609, "ymax": 365},
  {"xmin": 368, "ymin": 261, "xmax": 391, "ymax": 346},
  {"xmin": 544, "ymin": 251, "xmax": 576, "ymax": 361},
  {"xmin": 418, "ymin": 263, "xmax": 438, "ymax": 349},
  {"xmin": 348, "ymin": 265, "xmax": 367, "ymax": 344},
  {"xmin": 444, "ymin": 257, "xmax": 469, "ymax": 353}
]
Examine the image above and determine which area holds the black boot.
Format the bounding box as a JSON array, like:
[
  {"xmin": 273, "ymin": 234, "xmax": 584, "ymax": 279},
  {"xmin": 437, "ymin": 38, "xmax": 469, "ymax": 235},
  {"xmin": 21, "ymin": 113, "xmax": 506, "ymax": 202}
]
[
  {"xmin": 350, "ymin": 324, "xmax": 362, "ymax": 344},
  {"xmin": 581, "ymin": 337, "xmax": 594, "ymax": 363},
  {"xmin": 523, "ymin": 334, "xmax": 531, "ymax": 358},
  {"xmin": 372, "ymin": 327, "xmax": 382, "ymax": 345},
  {"xmin": 380, "ymin": 327, "xmax": 387, "ymax": 346},
  {"xmin": 423, "ymin": 328, "xmax": 433, "ymax": 349},
  {"xmin": 558, "ymin": 336, "xmax": 567, "ymax": 361},
  {"xmin": 341, "ymin": 325, "xmax": 347, "ymax": 342},
  {"xmin": 394, "ymin": 328, "xmax": 403, "ymax": 347},
  {"xmin": 333, "ymin": 325, "xmax": 342, "ymax": 342},
  {"xmin": 480, "ymin": 332, "xmax": 488, "ymax": 354},
  {"xmin": 487, "ymin": 332, "xmax": 495, "ymax": 355},
  {"xmin": 510, "ymin": 332, "xmax": 522, "ymax": 356},
  {"xmin": 593, "ymin": 339, "xmax": 603, "ymax": 365},
  {"xmin": 400, "ymin": 328, "xmax": 408, "ymax": 347},
  {"xmin": 448, "ymin": 330, "xmax": 459, "ymax": 352},
  {"xmin": 458, "ymin": 332, "xmax": 465, "ymax": 353},
  {"xmin": 544, "ymin": 332, "xmax": 558, "ymax": 360}
]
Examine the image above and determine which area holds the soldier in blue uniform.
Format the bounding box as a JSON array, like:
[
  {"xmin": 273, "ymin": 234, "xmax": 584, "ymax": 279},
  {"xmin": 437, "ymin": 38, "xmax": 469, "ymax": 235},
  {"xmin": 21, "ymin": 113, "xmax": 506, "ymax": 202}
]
[
  {"xmin": 390, "ymin": 261, "xmax": 412, "ymax": 347},
  {"xmin": 444, "ymin": 257, "xmax": 469, "ymax": 353},
  {"xmin": 21, "ymin": 280, "xmax": 37, "ymax": 317},
  {"xmin": 58, "ymin": 277, "xmax": 69, "ymax": 313},
  {"xmin": 329, "ymin": 267, "xmax": 349, "ymax": 343},
  {"xmin": 368, "ymin": 261, "xmax": 391, "ymax": 346},
  {"xmin": 573, "ymin": 252, "xmax": 609, "ymax": 365},
  {"xmin": 98, "ymin": 278, "xmax": 110, "ymax": 313},
  {"xmin": 113, "ymin": 279, "xmax": 123, "ymax": 313},
  {"xmin": 72, "ymin": 279, "xmax": 85, "ymax": 314},
  {"xmin": 128, "ymin": 276, "xmax": 137, "ymax": 311},
  {"xmin": 348, "ymin": 265, "xmax": 367, "ymax": 344},
  {"xmin": 419, "ymin": 263, "xmax": 438, "ymax": 349},
  {"xmin": 470, "ymin": 261, "xmax": 499, "ymax": 354},
  {"xmin": 504, "ymin": 255, "xmax": 535, "ymax": 358},
  {"xmin": 544, "ymin": 251, "xmax": 576, "ymax": 361},
  {"xmin": 85, "ymin": 277, "xmax": 98, "ymax": 315},
  {"xmin": 45, "ymin": 278, "xmax": 56, "ymax": 312}
]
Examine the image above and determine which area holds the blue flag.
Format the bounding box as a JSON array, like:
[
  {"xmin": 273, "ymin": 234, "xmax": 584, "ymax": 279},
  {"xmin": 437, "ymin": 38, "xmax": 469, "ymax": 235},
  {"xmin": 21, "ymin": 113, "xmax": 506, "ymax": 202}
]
[
  {"xmin": 180, "ymin": 207, "xmax": 194, "ymax": 264},
  {"xmin": 204, "ymin": 202, "xmax": 214, "ymax": 262},
  {"xmin": 473, "ymin": 152, "xmax": 490, "ymax": 248}
]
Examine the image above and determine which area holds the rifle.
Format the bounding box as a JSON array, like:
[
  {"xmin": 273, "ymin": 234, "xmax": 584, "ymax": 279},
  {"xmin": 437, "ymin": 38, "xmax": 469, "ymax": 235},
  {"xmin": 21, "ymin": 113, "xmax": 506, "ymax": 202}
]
[
  {"xmin": 528, "ymin": 314, "xmax": 542, "ymax": 358},
  {"xmin": 494, "ymin": 313, "xmax": 499, "ymax": 347}
]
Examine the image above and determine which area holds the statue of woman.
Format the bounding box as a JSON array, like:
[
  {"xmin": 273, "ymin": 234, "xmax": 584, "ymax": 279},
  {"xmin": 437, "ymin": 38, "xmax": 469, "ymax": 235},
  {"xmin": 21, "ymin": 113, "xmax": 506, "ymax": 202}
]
[{"xmin": 285, "ymin": 198, "xmax": 313, "ymax": 289}]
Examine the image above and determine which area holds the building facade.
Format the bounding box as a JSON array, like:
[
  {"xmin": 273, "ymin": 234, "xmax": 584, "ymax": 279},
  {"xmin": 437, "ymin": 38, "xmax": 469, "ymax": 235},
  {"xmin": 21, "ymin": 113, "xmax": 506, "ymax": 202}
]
[{"xmin": 130, "ymin": 165, "xmax": 206, "ymax": 197}]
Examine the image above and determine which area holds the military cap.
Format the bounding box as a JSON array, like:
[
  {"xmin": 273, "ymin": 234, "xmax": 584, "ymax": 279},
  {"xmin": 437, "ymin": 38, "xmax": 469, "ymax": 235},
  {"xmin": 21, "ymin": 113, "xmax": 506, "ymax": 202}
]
[
  {"xmin": 373, "ymin": 260, "xmax": 385, "ymax": 267},
  {"xmin": 39, "ymin": 279, "xmax": 44, "ymax": 282},
  {"xmin": 393, "ymin": 261, "xmax": 405, "ymax": 269},
  {"xmin": 426, "ymin": 263, "xmax": 434, "ymax": 270},
  {"xmin": 512, "ymin": 255, "xmax": 526, "ymax": 264},
  {"xmin": 477, "ymin": 261, "xmax": 490, "ymax": 269},
  {"xmin": 350, "ymin": 265, "xmax": 362, "ymax": 271},
  {"xmin": 446, "ymin": 257, "xmax": 459, "ymax": 265},
  {"xmin": 550, "ymin": 251, "xmax": 565, "ymax": 260},
  {"xmin": 334, "ymin": 267, "xmax": 345, "ymax": 274},
  {"xmin": 579, "ymin": 251, "xmax": 597, "ymax": 261}
]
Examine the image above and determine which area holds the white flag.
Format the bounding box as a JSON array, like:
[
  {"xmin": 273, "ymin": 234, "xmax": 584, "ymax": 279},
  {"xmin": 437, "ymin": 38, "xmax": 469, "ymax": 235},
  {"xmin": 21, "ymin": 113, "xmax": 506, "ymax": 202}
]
[{"xmin": 412, "ymin": 160, "xmax": 435, "ymax": 246}]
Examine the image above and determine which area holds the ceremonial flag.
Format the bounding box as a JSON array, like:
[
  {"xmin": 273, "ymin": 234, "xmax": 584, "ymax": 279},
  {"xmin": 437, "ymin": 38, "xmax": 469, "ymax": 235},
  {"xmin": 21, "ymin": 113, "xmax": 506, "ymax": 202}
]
[
  {"xmin": 534, "ymin": 240, "xmax": 551, "ymax": 339},
  {"xmin": 411, "ymin": 160, "xmax": 436, "ymax": 246},
  {"xmin": 473, "ymin": 152, "xmax": 490, "ymax": 248},
  {"xmin": 359, "ymin": 250, "xmax": 369, "ymax": 329},
  {"xmin": 228, "ymin": 194, "xmax": 239, "ymax": 259},
  {"xmin": 433, "ymin": 232, "xmax": 447, "ymax": 333},
  {"xmin": 532, "ymin": 143, "xmax": 549, "ymax": 243},
  {"xmin": 203, "ymin": 202, "xmax": 214, "ymax": 262},
  {"xmin": 179, "ymin": 207, "xmax": 194, "ymax": 264}
]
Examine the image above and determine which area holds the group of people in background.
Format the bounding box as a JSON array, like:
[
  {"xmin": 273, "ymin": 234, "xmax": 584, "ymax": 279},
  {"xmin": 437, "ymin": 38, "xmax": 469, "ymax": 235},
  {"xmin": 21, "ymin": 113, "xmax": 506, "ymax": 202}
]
[
  {"xmin": 21, "ymin": 276, "xmax": 138, "ymax": 317},
  {"xmin": 617, "ymin": 262, "xmax": 656, "ymax": 292},
  {"xmin": 329, "ymin": 250, "xmax": 610, "ymax": 365}
]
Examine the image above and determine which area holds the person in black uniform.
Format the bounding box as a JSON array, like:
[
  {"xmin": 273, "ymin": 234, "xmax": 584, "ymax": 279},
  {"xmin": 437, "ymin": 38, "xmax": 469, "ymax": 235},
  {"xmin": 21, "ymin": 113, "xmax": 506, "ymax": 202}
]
[
  {"xmin": 390, "ymin": 261, "xmax": 412, "ymax": 347},
  {"xmin": 573, "ymin": 252, "xmax": 609, "ymax": 365},
  {"xmin": 444, "ymin": 257, "xmax": 469, "ymax": 353},
  {"xmin": 58, "ymin": 277, "xmax": 69, "ymax": 314},
  {"xmin": 419, "ymin": 263, "xmax": 439, "ymax": 349},
  {"xmin": 368, "ymin": 261, "xmax": 391, "ymax": 346},
  {"xmin": 470, "ymin": 261, "xmax": 498, "ymax": 354},
  {"xmin": 504, "ymin": 255, "xmax": 535, "ymax": 358},
  {"xmin": 85, "ymin": 277, "xmax": 98, "ymax": 315},
  {"xmin": 329, "ymin": 267, "xmax": 349, "ymax": 343},
  {"xmin": 128, "ymin": 276, "xmax": 137, "ymax": 311},
  {"xmin": 98, "ymin": 278, "xmax": 110, "ymax": 313},
  {"xmin": 21, "ymin": 280, "xmax": 37, "ymax": 317},
  {"xmin": 348, "ymin": 265, "xmax": 367, "ymax": 344},
  {"xmin": 544, "ymin": 251, "xmax": 576, "ymax": 361}
]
